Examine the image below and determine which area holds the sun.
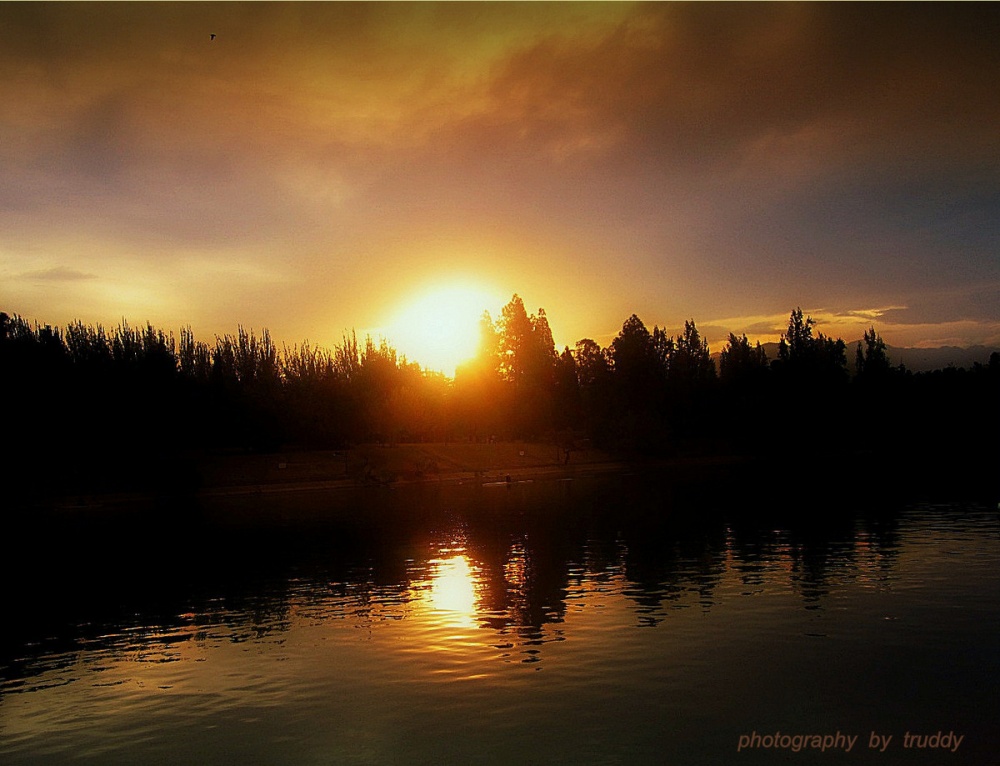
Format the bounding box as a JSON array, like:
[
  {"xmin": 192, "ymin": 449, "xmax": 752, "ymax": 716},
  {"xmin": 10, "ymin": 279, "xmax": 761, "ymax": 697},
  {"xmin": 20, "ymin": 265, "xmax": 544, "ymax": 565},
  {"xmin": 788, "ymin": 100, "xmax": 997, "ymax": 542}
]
[{"xmin": 384, "ymin": 283, "xmax": 502, "ymax": 377}]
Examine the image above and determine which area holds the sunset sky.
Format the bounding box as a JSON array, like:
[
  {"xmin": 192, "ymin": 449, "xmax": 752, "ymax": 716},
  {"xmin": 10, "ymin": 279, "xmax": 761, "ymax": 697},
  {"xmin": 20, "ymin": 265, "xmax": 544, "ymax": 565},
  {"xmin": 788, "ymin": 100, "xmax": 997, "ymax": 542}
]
[{"xmin": 2, "ymin": 3, "xmax": 999, "ymax": 374}]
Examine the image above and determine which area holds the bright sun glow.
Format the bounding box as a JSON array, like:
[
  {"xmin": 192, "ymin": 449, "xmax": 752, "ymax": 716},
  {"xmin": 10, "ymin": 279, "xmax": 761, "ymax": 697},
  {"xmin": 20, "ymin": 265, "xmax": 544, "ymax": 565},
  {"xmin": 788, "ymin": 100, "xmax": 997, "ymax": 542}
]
[
  {"xmin": 428, "ymin": 555, "xmax": 479, "ymax": 628},
  {"xmin": 384, "ymin": 284, "xmax": 502, "ymax": 377}
]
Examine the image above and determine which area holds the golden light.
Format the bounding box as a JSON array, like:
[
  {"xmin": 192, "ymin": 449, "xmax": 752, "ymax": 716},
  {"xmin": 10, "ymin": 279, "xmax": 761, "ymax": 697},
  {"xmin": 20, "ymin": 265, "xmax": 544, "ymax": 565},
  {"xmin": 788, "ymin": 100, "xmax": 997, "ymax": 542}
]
[
  {"xmin": 428, "ymin": 555, "xmax": 479, "ymax": 628},
  {"xmin": 383, "ymin": 283, "xmax": 503, "ymax": 377}
]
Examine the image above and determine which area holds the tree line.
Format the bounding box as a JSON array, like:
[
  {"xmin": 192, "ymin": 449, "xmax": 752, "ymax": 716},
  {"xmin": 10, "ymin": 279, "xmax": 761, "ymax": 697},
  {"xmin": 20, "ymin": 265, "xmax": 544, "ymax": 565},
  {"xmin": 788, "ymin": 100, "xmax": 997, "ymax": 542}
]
[{"xmin": 1, "ymin": 298, "xmax": 997, "ymax": 498}]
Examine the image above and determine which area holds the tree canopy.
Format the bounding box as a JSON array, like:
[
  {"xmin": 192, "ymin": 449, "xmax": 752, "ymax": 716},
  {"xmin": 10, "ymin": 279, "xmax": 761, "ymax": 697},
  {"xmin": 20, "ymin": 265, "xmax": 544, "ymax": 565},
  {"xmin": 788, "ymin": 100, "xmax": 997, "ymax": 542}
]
[{"xmin": 3, "ymin": 298, "xmax": 996, "ymax": 501}]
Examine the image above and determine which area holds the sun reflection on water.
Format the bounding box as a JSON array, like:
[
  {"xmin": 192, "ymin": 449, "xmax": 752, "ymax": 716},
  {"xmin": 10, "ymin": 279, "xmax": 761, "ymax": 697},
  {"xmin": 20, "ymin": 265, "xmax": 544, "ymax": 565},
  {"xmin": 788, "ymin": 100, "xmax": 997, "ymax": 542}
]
[{"xmin": 427, "ymin": 554, "xmax": 479, "ymax": 629}]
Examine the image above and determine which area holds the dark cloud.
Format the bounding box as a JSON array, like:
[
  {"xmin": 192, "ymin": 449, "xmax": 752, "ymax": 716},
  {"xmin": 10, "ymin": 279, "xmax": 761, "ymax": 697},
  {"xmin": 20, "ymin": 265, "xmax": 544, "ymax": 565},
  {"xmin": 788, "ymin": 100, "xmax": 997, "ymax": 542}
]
[{"xmin": 459, "ymin": 3, "xmax": 1000, "ymax": 177}]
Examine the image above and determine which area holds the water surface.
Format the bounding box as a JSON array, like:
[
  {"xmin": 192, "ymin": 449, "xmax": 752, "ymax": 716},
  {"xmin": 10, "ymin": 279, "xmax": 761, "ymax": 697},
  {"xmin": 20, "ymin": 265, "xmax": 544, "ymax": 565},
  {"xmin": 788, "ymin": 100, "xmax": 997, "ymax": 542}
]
[{"xmin": 2, "ymin": 475, "xmax": 998, "ymax": 764}]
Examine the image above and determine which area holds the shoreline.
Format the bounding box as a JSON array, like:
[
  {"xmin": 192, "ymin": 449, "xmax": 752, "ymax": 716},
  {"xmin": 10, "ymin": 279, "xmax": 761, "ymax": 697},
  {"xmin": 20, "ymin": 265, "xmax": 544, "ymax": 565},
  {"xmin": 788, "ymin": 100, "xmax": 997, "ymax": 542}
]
[
  {"xmin": 34, "ymin": 449, "xmax": 755, "ymax": 513},
  {"xmin": 15, "ymin": 438, "xmax": 996, "ymax": 515}
]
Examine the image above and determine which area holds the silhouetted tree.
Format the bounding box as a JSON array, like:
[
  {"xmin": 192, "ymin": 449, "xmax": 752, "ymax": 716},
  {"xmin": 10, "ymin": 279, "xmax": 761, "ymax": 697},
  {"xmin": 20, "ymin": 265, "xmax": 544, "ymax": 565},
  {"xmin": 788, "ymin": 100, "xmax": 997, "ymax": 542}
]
[
  {"xmin": 719, "ymin": 333, "xmax": 769, "ymax": 386},
  {"xmin": 499, "ymin": 295, "xmax": 535, "ymax": 387},
  {"xmin": 281, "ymin": 339, "xmax": 351, "ymax": 446},
  {"xmin": 659, "ymin": 319, "xmax": 717, "ymax": 444},
  {"xmin": 608, "ymin": 314, "xmax": 667, "ymax": 450},
  {"xmin": 334, "ymin": 330, "xmax": 362, "ymax": 381},
  {"xmin": 574, "ymin": 338, "xmax": 611, "ymax": 388},
  {"xmin": 359, "ymin": 335, "xmax": 401, "ymax": 444},
  {"xmin": 208, "ymin": 326, "xmax": 282, "ymax": 449},
  {"xmin": 495, "ymin": 295, "xmax": 559, "ymax": 436},
  {"xmin": 855, "ymin": 326, "xmax": 892, "ymax": 379},
  {"xmin": 715, "ymin": 332, "xmax": 772, "ymax": 452},
  {"xmin": 652, "ymin": 326, "xmax": 675, "ymax": 373},
  {"xmin": 778, "ymin": 307, "xmax": 814, "ymax": 362},
  {"xmin": 64, "ymin": 320, "xmax": 113, "ymax": 368},
  {"xmin": 552, "ymin": 346, "xmax": 581, "ymax": 431},
  {"xmin": 609, "ymin": 314, "xmax": 662, "ymax": 398},
  {"xmin": 3, "ymin": 300, "xmax": 996, "ymax": 503},
  {"xmin": 179, "ymin": 326, "xmax": 212, "ymax": 383},
  {"xmin": 573, "ymin": 338, "xmax": 614, "ymax": 445},
  {"xmin": 769, "ymin": 308, "xmax": 850, "ymax": 456},
  {"xmin": 498, "ymin": 295, "xmax": 557, "ymax": 390},
  {"xmin": 669, "ymin": 320, "xmax": 716, "ymax": 390},
  {"xmin": 776, "ymin": 308, "xmax": 848, "ymax": 384}
]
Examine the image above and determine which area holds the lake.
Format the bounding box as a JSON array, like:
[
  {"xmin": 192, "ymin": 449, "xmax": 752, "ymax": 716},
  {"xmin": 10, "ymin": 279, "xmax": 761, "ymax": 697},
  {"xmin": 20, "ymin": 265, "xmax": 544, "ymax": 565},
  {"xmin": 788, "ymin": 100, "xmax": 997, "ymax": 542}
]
[{"xmin": 1, "ymin": 472, "xmax": 998, "ymax": 765}]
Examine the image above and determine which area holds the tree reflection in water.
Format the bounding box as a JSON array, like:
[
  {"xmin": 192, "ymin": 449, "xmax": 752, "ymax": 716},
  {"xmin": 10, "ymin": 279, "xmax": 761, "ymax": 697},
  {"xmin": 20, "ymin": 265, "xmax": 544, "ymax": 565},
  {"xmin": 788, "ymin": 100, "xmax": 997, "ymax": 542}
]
[
  {"xmin": 0, "ymin": 471, "xmax": 942, "ymax": 682},
  {"xmin": 3, "ymin": 473, "xmax": 999, "ymax": 766}
]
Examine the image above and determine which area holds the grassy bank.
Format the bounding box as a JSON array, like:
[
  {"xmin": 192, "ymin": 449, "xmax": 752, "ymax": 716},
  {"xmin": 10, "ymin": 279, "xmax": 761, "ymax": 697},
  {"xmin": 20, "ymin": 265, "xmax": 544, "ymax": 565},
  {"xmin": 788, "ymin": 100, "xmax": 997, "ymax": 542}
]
[{"xmin": 194, "ymin": 441, "xmax": 619, "ymax": 492}]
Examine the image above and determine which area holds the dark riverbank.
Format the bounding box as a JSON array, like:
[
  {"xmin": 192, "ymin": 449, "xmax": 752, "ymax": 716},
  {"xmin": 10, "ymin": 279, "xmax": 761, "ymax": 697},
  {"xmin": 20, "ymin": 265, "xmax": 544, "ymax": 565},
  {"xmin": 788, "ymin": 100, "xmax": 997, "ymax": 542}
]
[
  {"xmin": 11, "ymin": 437, "xmax": 996, "ymax": 525},
  {"xmin": 21, "ymin": 442, "xmax": 733, "ymax": 515}
]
